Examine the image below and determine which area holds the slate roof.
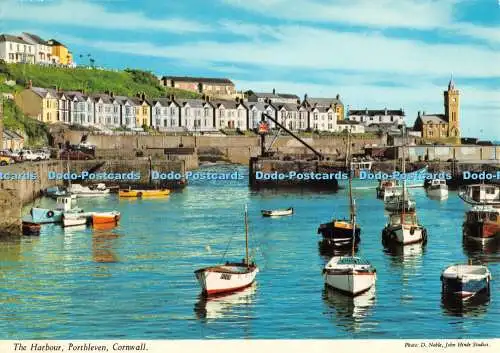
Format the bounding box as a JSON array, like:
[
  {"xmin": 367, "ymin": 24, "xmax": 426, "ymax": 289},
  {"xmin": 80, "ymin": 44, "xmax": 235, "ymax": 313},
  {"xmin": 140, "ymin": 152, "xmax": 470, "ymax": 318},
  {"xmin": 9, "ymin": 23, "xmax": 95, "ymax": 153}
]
[
  {"xmin": 305, "ymin": 97, "xmax": 342, "ymax": 107},
  {"xmin": 177, "ymin": 98, "xmax": 211, "ymax": 108},
  {"xmin": 162, "ymin": 76, "xmax": 234, "ymax": 85},
  {"xmin": 0, "ymin": 34, "xmax": 30, "ymax": 45},
  {"xmin": 22, "ymin": 32, "xmax": 49, "ymax": 45},
  {"xmin": 212, "ymin": 99, "xmax": 246, "ymax": 109},
  {"xmin": 247, "ymin": 102, "xmax": 276, "ymax": 111},
  {"xmin": 419, "ymin": 114, "xmax": 447, "ymax": 124},
  {"xmin": 349, "ymin": 109, "xmax": 405, "ymax": 116},
  {"xmin": 47, "ymin": 39, "xmax": 66, "ymax": 47},
  {"xmin": 253, "ymin": 92, "xmax": 300, "ymax": 100}
]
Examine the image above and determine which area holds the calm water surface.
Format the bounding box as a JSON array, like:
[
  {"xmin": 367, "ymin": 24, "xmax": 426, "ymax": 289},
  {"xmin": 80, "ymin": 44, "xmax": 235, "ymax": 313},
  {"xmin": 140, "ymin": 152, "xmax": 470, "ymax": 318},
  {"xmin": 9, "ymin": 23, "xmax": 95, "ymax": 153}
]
[{"xmin": 0, "ymin": 165, "xmax": 499, "ymax": 339}]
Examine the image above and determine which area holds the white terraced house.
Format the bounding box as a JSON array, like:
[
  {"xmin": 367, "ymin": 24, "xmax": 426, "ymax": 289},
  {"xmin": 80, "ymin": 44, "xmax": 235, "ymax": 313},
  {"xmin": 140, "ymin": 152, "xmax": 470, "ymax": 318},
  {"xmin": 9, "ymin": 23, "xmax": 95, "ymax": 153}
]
[
  {"xmin": 151, "ymin": 98, "xmax": 182, "ymax": 131},
  {"xmin": 177, "ymin": 99, "xmax": 216, "ymax": 132},
  {"xmin": 348, "ymin": 108, "xmax": 405, "ymax": 126},
  {"xmin": 275, "ymin": 103, "xmax": 306, "ymax": 131},
  {"xmin": 247, "ymin": 102, "xmax": 278, "ymax": 130},
  {"xmin": 213, "ymin": 99, "xmax": 248, "ymax": 130},
  {"xmin": 115, "ymin": 96, "xmax": 137, "ymax": 130},
  {"xmin": 310, "ymin": 106, "xmax": 338, "ymax": 132},
  {"xmin": 0, "ymin": 34, "xmax": 35, "ymax": 64},
  {"xmin": 65, "ymin": 92, "xmax": 94, "ymax": 126},
  {"xmin": 93, "ymin": 94, "xmax": 121, "ymax": 128},
  {"xmin": 20, "ymin": 32, "xmax": 53, "ymax": 65}
]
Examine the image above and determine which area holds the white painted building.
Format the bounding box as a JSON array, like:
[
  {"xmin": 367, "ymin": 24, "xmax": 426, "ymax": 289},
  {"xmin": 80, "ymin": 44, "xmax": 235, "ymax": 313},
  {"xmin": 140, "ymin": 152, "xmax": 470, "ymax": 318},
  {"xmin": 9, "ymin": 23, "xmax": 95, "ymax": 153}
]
[
  {"xmin": 310, "ymin": 106, "xmax": 338, "ymax": 132},
  {"xmin": 0, "ymin": 34, "xmax": 35, "ymax": 64},
  {"xmin": 246, "ymin": 102, "xmax": 277, "ymax": 130},
  {"xmin": 348, "ymin": 108, "xmax": 405, "ymax": 126},
  {"xmin": 151, "ymin": 98, "xmax": 182, "ymax": 131},
  {"xmin": 177, "ymin": 99, "xmax": 216, "ymax": 132},
  {"xmin": 93, "ymin": 94, "xmax": 121, "ymax": 128},
  {"xmin": 115, "ymin": 96, "xmax": 137, "ymax": 130},
  {"xmin": 274, "ymin": 103, "xmax": 307, "ymax": 131},
  {"xmin": 336, "ymin": 121, "xmax": 365, "ymax": 133},
  {"xmin": 66, "ymin": 91, "xmax": 94, "ymax": 126},
  {"xmin": 20, "ymin": 32, "xmax": 53, "ymax": 65},
  {"xmin": 213, "ymin": 99, "xmax": 248, "ymax": 130},
  {"xmin": 248, "ymin": 89, "xmax": 300, "ymax": 104}
]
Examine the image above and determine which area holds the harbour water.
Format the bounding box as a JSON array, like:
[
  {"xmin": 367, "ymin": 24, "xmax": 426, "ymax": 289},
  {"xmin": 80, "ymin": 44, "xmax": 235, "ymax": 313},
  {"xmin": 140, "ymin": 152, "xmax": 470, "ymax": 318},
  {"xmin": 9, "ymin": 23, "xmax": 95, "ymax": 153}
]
[{"xmin": 0, "ymin": 164, "xmax": 498, "ymax": 339}]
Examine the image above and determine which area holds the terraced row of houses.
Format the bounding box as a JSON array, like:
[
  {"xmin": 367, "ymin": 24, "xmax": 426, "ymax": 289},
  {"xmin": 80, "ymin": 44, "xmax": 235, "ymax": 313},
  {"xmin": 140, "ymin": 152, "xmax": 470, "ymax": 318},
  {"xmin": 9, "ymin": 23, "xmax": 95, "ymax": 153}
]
[{"xmin": 15, "ymin": 83, "xmax": 366, "ymax": 133}]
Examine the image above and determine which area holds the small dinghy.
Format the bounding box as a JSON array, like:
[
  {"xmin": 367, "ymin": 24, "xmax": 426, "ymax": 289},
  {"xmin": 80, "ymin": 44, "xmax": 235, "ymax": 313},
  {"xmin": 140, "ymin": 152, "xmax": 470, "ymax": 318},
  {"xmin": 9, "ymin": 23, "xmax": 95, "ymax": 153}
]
[
  {"xmin": 323, "ymin": 256, "xmax": 377, "ymax": 296},
  {"xmin": 92, "ymin": 211, "xmax": 121, "ymax": 225},
  {"xmin": 62, "ymin": 213, "xmax": 88, "ymax": 227},
  {"xmin": 22, "ymin": 221, "xmax": 41, "ymax": 236},
  {"xmin": 195, "ymin": 205, "xmax": 259, "ymax": 296},
  {"xmin": 441, "ymin": 263, "xmax": 491, "ymax": 301},
  {"xmin": 261, "ymin": 207, "xmax": 293, "ymax": 217}
]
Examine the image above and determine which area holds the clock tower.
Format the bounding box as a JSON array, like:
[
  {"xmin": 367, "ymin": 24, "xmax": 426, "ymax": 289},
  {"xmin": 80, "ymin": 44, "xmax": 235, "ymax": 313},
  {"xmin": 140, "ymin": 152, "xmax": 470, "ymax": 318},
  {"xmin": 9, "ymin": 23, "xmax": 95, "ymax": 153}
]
[{"xmin": 444, "ymin": 78, "xmax": 460, "ymax": 139}]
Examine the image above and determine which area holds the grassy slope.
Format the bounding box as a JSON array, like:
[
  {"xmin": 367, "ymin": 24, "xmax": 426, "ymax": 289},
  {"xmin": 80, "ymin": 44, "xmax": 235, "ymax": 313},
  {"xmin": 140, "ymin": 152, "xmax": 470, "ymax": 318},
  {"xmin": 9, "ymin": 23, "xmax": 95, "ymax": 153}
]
[{"xmin": 5, "ymin": 64, "xmax": 201, "ymax": 98}]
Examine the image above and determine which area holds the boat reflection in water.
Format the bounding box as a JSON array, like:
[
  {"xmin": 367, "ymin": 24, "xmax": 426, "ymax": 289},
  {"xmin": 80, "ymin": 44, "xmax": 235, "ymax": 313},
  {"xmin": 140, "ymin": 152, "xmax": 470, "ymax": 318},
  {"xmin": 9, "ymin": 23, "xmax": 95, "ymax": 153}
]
[
  {"xmin": 383, "ymin": 242, "xmax": 425, "ymax": 268},
  {"xmin": 194, "ymin": 283, "xmax": 257, "ymax": 320},
  {"xmin": 322, "ymin": 285, "xmax": 376, "ymax": 332},
  {"xmin": 92, "ymin": 231, "xmax": 120, "ymax": 263},
  {"xmin": 441, "ymin": 292, "xmax": 490, "ymax": 318},
  {"xmin": 463, "ymin": 236, "xmax": 500, "ymax": 263},
  {"xmin": 318, "ymin": 240, "xmax": 358, "ymax": 262}
]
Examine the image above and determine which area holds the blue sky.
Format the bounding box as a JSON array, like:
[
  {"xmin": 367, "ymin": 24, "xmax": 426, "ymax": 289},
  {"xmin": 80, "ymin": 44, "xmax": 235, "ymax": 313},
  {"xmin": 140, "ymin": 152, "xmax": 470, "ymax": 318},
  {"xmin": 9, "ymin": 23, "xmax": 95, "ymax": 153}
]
[{"xmin": 1, "ymin": 0, "xmax": 499, "ymax": 140}]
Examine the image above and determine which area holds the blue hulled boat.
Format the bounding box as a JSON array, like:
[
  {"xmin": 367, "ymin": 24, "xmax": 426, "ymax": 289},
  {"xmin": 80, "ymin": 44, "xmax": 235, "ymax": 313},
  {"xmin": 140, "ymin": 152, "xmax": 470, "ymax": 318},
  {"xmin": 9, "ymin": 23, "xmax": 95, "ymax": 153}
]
[{"xmin": 30, "ymin": 196, "xmax": 83, "ymax": 224}]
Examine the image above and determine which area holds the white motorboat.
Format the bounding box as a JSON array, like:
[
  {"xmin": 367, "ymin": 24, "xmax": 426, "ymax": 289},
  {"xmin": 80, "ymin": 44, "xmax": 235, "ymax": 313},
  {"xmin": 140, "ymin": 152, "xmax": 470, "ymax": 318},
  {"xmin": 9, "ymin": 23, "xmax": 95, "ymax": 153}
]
[
  {"xmin": 323, "ymin": 256, "xmax": 377, "ymax": 296},
  {"xmin": 458, "ymin": 184, "xmax": 500, "ymax": 206},
  {"xmin": 441, "ymin": 264, "xmax": 491, "ymax": 301},
  {"xmin": 426, "ymin": 179, "xmax": 449, "ymax": 199},
  {"xmin": 195, "ymin": 205, "xmax": 259, "ymax": 296},
  {"xmin": 261, "ymin": 207, "xmax": 293, "ymax": 217},
  {"xmin": 376, "ymin": 180, "xmax": 400, "ymax": 200},
  {"xmin": 68, "ymin": 183, "xmax": 110, "ymax": 197},
  {"xmin": 384, "ymin": 195, "xmax": 416, "ymax": 212}
]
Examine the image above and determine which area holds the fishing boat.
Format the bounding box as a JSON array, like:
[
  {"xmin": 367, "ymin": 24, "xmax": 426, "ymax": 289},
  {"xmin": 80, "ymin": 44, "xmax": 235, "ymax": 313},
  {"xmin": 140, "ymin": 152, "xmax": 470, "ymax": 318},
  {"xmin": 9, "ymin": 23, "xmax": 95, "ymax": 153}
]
[
  {"xmin": 43, "ymin": 186, "xmax": 75, "ymax": 199},
  {"xmin": 118, "ymin": 188, "xmax": 170, "ymax": 198},
  {"xmin": 441, "ymin": 263, "xmax": 491, "ymax": 301},
  {"xmin": 425, "ymin": 178, "xmax": 449, "ymax": 199},
  {"xmin": 381, "ymin": 126, "xmax": 427, "ymax": 246},
  {"xmin": 458, "ymin": 184, "xmax": 500, "ymax": 206},
  {"xmin": 22, "ymin": 221, "xmax": 41, "ymax": 236},
  {"xmin": 261, "ymin": 207, "xmax": 293, "ymax": 217},
  {"xmin": 462, "ymin": 205, "xmax": 500, "ymax": 243},
  {"xmin": 376, "ymin": 180, "xmax": 401, "ymax": 200},
  {"xmin": 68, "ymin": 183, "xmax": 110, "ymax": 198},
  {"xmin": 194, "ymin": 205, "xmax": 259, "ymax": 296},
  {"xmin": 92, "ymin": 211, "xmax": 121, "ymax": 225},
  {"xmin": 318, "ymin": 131, "xmax": 361, "ymax": 249},
  {"xmin": 30, "ymin": 196, "xmax": 82, "ymax": 224},
  {"xmin": 384, "ymin": 195, "xmax": 416, "ymax": 212},
  {"xmin": 62, "ymin": 213, "xmax": 88, "ymax": 227}
]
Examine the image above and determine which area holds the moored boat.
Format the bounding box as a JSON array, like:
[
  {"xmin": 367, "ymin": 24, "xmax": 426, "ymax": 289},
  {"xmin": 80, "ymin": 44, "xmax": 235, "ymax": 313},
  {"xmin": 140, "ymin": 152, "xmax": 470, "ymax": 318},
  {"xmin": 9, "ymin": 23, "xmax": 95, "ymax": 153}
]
[
  {"xmin": 194, "ymin": 205, "xmax": 259, "ymax": 296},
  {"xmin": 323, "ymin": 256, "xmax": 377, "ymax": 296},
  {"xmin": 118, "ymin": 188, "xmax": 170, "ymax": 198},
  {"xmin": 376, "ymin": 180, "xmax": 399, "ymax": 199},
  {"xmin": 384, "ymin": 195, "xmax": 416, "ymax": 212},
  {"xmin": 30, "ymin": 196, "xmax": 82, "ymax": 224},
  {"xmin": 318, "ymin": 131, "xmax": 361, "ymax": 249},
  {"xmin": 441, "ymin": 263, "xmax": 491, "ymax": 301},
  {"xmin": 22, "ymin": 221, "xmax": 41, "ymax": 236},
  {"xmin": 92, "ymin": 211, "xmax": 121, "ymax": 225},
  {"xmin": 458, "ymin": 184, "xmax": 500, "ymax": 206},
  {"xmin": 261, "ymin": 207, "xmax": 293, "ymax": 217},
  {"xmin": 62, "ymin": 213, "xmax": 88, "ymax": 227},
  {"xmin": 425, "ymin": 178, "xmax": 449, "ymax": 199},
  {"xmin": 69, "ymin": 183, "xmax": 110, "ymax": 198},
  {"xmin": 462, "ymin": 205, "xmax": 500, "ymax": 243}
]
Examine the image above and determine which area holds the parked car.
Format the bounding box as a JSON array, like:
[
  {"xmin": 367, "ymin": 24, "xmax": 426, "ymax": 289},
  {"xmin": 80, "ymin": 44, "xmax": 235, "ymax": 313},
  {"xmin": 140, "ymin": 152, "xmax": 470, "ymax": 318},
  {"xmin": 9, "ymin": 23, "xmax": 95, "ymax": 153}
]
[
  {"xmin": 60, "ymin": 150, "xmax": 95, "ymax": 160},
  {"xmin": 20, "ymin": 149, "xmax": 45, "ymax": 161},
  {"xmin": 1, "ymin": 150, "xmax": 23, "ymax": 163},
  {"xmin": 35, "ymin": 149, "xmax": 51, "ymax": 160},
  {"xmin": 0, "ymin": 155, "xmax": 14, "ymax": 166}
]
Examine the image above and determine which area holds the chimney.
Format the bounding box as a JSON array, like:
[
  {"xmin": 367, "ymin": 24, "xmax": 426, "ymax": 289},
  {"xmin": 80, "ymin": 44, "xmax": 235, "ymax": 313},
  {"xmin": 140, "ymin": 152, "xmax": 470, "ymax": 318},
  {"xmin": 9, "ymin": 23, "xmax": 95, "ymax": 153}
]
[
  {"xmin": 336, "ymin": 94, "xmax": 340, "ymax": 100},
  {"xmin": 272, "ymin": 88, "xmax": 276, "ymax": 95},
  {"xmin": 141, "ymin": 92, "xmax": 146, "ymax": 100},
  {"xmin": 235, "ymin": 96, "xmax": 240, "ymax": 103},
  {"xmin": 110, "ymin": 91, "xmax": 114, "ymax": 98},
  {"xmin": 304, "ymin": 93, "xmax": 308, "ymax": 101}
]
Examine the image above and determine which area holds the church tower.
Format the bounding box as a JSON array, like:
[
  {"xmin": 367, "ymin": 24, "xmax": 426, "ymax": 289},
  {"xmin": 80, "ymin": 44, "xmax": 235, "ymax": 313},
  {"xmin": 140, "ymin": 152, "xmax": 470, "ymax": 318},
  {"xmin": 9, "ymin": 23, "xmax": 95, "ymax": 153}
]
[{"xmin": 444, "ymin": 78, "xmax": 460, "ymax": 139}]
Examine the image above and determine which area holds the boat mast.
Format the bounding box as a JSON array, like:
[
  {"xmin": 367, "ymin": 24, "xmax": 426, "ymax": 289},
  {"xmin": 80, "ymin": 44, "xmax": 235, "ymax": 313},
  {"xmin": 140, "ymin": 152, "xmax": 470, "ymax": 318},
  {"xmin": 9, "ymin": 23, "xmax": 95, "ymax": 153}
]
[
  {"xmin": 347, "ymin": 129, "xmax": 356, "ymax": 257},
  {"xmin": 401, "ymin": 125, "xmax": 406, "ymax": 224},
  {"xmin": 244, "ymin": 204, "xmax": 249, "ymax": 267}
]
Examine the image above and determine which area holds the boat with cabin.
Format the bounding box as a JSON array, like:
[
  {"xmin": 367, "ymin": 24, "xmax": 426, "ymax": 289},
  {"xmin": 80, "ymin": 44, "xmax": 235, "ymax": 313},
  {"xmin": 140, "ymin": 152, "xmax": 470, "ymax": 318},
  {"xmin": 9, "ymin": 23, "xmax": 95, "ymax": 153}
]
[
  {"xmin": 425, "ymin": 178, "xmax": 449, "ymax": 199},
  {"xmin": 462, "ymin": 205, "xmax": 500, "ymax": 243},
  {"xmin": 194, "ymin": 205, "xmax": 259, "ymax": 296},
  {"xmin": 261, "ymin": 207, "xmax": 294, "ymax": 217},
  {"xmin": 384, "ymin": 194, "xmax": 416, "ymax": 212},
  {"xmin": 376, "ymin": 180, "xmax": 401, "ymax": 200},
  {"xmin": 68, "ymin": 183, "xmax": 110, "ymax": 198},
  {"xmin": 441, "ymin": 263, "xmax": 491, "ymax": 301},
  {"xmin": 30, "ymin": 196, "xmax": 83, "ymax": 224},
  {"xmin": 318, "ymin": 132, "xmax": 361, "ymax": 249},
  {"xmin": 350, "ymin": 160, "xmax": 373, "ymax": 178},
  {"xmin": 458, "ymin": 184, "xmax": 500, "ymax": 206}
]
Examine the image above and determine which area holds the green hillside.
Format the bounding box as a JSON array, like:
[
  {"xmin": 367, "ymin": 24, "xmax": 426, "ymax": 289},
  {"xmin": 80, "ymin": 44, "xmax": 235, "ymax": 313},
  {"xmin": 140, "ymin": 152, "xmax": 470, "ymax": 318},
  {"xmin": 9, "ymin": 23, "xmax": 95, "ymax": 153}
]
[{"xmin": 2, "ymin": 63, "xmax": 201, "ymax": 98}]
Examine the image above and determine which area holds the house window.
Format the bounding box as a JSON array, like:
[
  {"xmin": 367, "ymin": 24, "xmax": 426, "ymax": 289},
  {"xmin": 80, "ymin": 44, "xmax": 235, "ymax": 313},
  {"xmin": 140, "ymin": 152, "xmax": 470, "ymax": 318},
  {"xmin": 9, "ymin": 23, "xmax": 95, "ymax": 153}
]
[
  {"xmin": 328, "ymin": 113, "xmax": 333, "ymax": 120},
  {"xmin": 171, "ymin": 119, "xmax": 176, "ymax": 126},
  {"xmin": 314, "ymin": 112, "xmax": 318, "ymax": 120},
  {"xmin": 143, "ymin": 107, "xmax": 148, "ymax": 115},
  {"xmin": 204, "ymin": 107, "xmax": 209, "ymax": 117},
  {"xmin": 126, "ymin": 107, "xmax": 130, "ymax": 115},
  {"xmin": 114, "ymin": 106, "xmax": 118, "ymax": 113},
  {"xmin": 114, "ymin": 117, "xmax": 118, "ymax": 124},
  {"xmin": 185, "ymin": 108, "xmax": 190, "ymax": 117},
  {"xmin": 125, "ymin": 118, "xmax": 130, "ymax": 125},
  {"xmin": 162, "ymin": 119, "xmax": 167, "ymax": 127},
  {"xmin": 170, "ymin": 107, "xmax": 175, "ymax": 116},
  {"xmin": 156, "ymin": 107, "xmax": 161, "ymax": 115}
]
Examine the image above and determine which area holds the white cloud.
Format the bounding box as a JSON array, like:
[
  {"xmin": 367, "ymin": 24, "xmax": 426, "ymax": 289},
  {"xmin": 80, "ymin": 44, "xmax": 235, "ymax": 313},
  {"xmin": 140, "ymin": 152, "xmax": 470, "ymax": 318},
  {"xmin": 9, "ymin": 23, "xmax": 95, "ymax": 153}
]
[
  {"xmin": 76, "ymin": 26, "xmax": 500, "ymax": 77},
  {"xmin": 1, "ymin": 0, "xmax": 211, "ymax": 33}
]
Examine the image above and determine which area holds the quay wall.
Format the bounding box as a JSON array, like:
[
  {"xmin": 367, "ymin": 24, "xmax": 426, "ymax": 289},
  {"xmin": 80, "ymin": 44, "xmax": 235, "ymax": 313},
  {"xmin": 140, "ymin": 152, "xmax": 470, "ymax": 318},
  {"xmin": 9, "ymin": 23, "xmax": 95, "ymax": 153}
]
[
  {"xmin": 0, "ymin": 161, "xmax": 65, "ymax": 236},
  {"xmin": 401, "ymin": 145, "xmax": 500, "ymax": 163}
]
